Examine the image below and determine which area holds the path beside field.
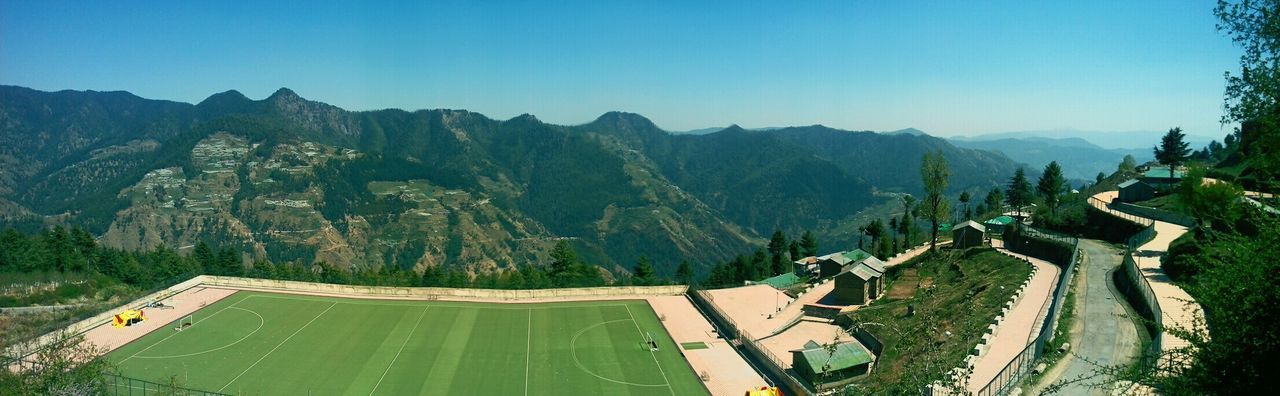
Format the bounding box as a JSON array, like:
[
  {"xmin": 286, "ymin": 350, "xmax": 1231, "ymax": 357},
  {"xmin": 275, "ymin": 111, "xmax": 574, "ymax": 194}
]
[
  {"xmin": 967, "ymin": 239, "xmax": 1059, "ymax": 394},
  {"xmin": 647, "ymin": 295, "xmax": 769, "ymax": 395},
  {"xmin": 82, "ymin": 287, "xmax": 236, "ymax": 353}
]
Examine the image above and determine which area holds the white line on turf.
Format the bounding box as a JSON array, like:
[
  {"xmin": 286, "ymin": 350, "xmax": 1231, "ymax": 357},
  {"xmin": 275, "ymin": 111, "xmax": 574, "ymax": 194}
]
[
  {"xmin": 525, "ymin": 308, "xmax": 532, "ymax": 396},
  {"xmin": 118, "ymin": 294, "xmax": 254, "ymax": 364},
  {"xmin": 218, "ymin": 302, "xmax": 337, "ymax": 393},
  {"xmin": 132, "ymin": 307, "xmax": 265, "ymax": 359},
  {"xmin": 569, "ymin": 319, "xmax": 668, "ymax": 387},
  {"xmin": 625, "ymin": 304, "xmax": 674, "ymax": 396},
  {"xmin": 368, "ymin": 306, "xmax": 429, "ymax": 396}
]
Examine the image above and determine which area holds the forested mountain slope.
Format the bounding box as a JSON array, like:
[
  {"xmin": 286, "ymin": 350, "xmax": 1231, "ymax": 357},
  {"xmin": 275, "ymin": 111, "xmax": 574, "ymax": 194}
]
[{"xmin": 0, "ymin": 86, "xmax": 1026, "ymax": 276}]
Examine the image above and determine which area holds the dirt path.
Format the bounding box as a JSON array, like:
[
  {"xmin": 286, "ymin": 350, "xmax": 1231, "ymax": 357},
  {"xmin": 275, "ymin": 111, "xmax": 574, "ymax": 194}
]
[{"xmin": 1032, "ymin": 239, "xmax": 1142, "ymax": 395}]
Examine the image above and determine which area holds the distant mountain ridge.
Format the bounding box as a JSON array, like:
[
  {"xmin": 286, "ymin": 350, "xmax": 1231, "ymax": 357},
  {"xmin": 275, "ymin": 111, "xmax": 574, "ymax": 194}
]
[
  {"xmin": 0, "ymin": 85, "xmax": 1027, "ymax": 277},
  {"xmin": 949, "ymin": 136, "xmax": 1153, "ymax": 181},
  {"xmin": 952, "ymin": 129, "xmax": 1219, "ymax": 150}
]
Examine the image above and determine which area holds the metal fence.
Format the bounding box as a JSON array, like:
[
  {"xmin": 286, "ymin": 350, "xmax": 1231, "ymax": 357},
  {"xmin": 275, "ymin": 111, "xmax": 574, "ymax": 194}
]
[
  {"xmin": 972, "ymin": 226, "xmax": 1080, "ymax": 396},
  {"xmin": 1088, "ymin": 196, "xmax": 1155, "ymax": 228},
  {"xmin": 1122, "ymin": 251, "xmax": 1163, "ymax": 368},
  {"xmin": 1089, "ymin": 195, "xmax": 1166, "ymax": 370},
  {"xmin": 102, "ymin": 373, "xmax": 230, "ymax": 396},
  {"xmin": 687, "ymin": 289, "xmax": 816, "ymax": 396}
]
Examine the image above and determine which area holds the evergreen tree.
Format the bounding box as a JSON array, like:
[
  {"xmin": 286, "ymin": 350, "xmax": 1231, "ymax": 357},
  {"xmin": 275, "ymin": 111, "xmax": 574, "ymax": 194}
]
[
  {"xmin": 788, "ymin": 240, "xmax": 802, "ymax": 261},
  {"xmin": 751, "ymin": 249, "xmax": 769, "ymax": 280},
  {"xmin": 506, "ymin": 268, "xmax": 527, "ymax": 289},
  {"xmin": 420, "ymin": 265, "xmax": 445, "ymax": 286},
  {"xmin": 1037, "ymin": 161, "xmax": 1067, "ymax": 217},
  {"xmin": 958, "ymin": 191, "xmax": 972, "ymax": 221},
  {"xmin": 549, "ymin": 240, "xmax": 578, "ymax": 287},
  {"xmin": 767, "ymin": 230, "xmax": 788, "ymax": 275},
  {"xmin": 983, "ymin": 188, "xmax": 1004, "ymax": 214},
  {"xmin": 800, "ymin": 231, "xmax": 819, "ymax": 257},
  {"xmin": 921, "ymin": 150, "xmax": 951, "ymax": 249},
  {"xmin": 1096, "ymin": 172, "xmax": 1106, "ymax": 186},
  {"xmin": 632, "ymin": 255, "xmax": 655, "ymax": 286},
  {"xmin": 675, "ymin": 260, "xmax": 695, "ymax": 285},
  {"xmin": 866, "ymin": 219, "xmax": 886, "ymax": 251},
  {"xmin": 1154, "ymin": 127, "xmax": 1192, "ymax": 180},
  {"xmin": 1006, "ymin": 167, "xmax": 1033, "ymax": 209},
  {"xmin": 900, "ymin": 195, "xmax": 916, "ymax": 243},
  {"xmin": 218, "ymin": 247, "xmax": 242, "ymax": 276},
  {"xmin": 888, "ymin": 217, "xmax": 899, "ymax": 253},
  {"xmin": 193, "ymin": 241, "xmax": 215, "ymax": 274}
]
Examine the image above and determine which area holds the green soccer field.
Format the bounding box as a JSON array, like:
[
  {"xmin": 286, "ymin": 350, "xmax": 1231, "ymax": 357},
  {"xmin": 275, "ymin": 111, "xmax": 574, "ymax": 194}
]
[{"xmin": 106, "ymin": 291, "xmax": 707, "ymax": 395}]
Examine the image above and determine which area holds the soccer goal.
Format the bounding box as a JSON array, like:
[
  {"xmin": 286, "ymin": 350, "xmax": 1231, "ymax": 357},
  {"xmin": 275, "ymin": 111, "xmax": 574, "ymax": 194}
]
[
  {"xmin": 174, "ymin": 315, "xmax": 194, "ymax": 331},
  {"xmin": 644, "ymin": 332, "xmax": 659, "ymax": 351}
]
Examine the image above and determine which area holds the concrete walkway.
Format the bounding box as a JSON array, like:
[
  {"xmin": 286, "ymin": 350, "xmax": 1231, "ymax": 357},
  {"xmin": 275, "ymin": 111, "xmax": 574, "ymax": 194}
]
[
  {"xmin": 1088, "ymin": 191, "xmax": 1204, "ymax": 365},
  {"xmin": 1047, "ymin": 239, "xmax": 1142, "ymax": 395},
  {"xmin": 968, "ymin": 240, "xmax": 1060, "ymax": 394}
]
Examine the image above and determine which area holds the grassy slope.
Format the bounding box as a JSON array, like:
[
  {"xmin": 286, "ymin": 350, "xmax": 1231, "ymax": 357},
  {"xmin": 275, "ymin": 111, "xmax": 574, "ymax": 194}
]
[
  {"xmin": 108, "ymin": 291, "xmax": 705, "ymax": 395},
  {"xmin": 844, "ymin": 248, "xmax": 1031, "ymax": 392}
]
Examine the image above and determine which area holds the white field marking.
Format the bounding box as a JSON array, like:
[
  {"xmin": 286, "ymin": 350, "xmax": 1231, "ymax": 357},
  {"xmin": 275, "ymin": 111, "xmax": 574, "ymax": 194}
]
[
  {"xmin": 218, "ymin": 302, "xmax": 337, "ymax": 393},
  {"xmin": 368, "ymin": 306, "xmax": 429, "ymax": 396},
  {"xmin": 525, "ymin": 308, "xmax": 532, "ymax": 396},
  {"xmin": 569, "ymin": 319, "xmax": 668, "ymax": 387},
  {"xmin": 133, "ymin": 307, "xmax": 265, "ymax": 359},
  {"xmin": 118, "ymin": 294, "xmax": 254, "ymax": 364},
  {"xmin": 625, "ymin": 304, "xmax": 674, "ymax": 396},
  {"xmin": 239, "ymin": 292, "xmax": 640, "ymax": 310}
]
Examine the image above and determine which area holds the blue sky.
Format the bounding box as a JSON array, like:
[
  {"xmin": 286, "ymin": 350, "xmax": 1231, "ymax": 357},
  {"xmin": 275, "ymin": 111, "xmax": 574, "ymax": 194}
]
[{"xmin": 0, "ymin": 1, "xmax": 1241, "ymax": 137}]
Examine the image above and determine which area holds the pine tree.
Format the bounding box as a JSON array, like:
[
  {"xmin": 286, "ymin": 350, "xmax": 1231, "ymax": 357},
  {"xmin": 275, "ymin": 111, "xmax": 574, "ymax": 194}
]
[
  {"xmin": 549, "ymin": 240, "xmax": 578, "ymax": 287},
  {"xmin": 193, "ymin": 241, "xmax": 215, "ymax": 274},
  {"xmin": 788, "ymin": 240, "xmax": 802, "ymax": 262},
  {"xmin": 1038, "ymin": 161, "xmax": 1067, "ymax": 217},
  {"xmin": 1006, "ymin": 167, "xmax": 1033, "ymax": 209},
  {"xmin": 959, "ymin": 191, "xmax": 972, "ymax": 221},
  {"xmin": 675, "ymin": 260, "xmax": 695, "ymax": 285},
  {"xmin": 633, "ymin": 256, "xmax": 655, "ymax": 286},
  {"xmin": 767, "ymin": 230, "xmax": 788, "ymax": 275},
  {"xmin": 800, "ymin": 231, "xmax": 819, "ymax": 257},
  {"xmin": 1154, "ymin": 127, "xmax": 1192, "ymax": 180}
]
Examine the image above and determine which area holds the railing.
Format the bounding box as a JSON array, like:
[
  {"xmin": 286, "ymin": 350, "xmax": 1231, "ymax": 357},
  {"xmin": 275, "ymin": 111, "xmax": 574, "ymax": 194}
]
[
  {"xmin": 687, "ymin": 289, "xmax": 815, "ymax": 396},
  {"xmin": 103, "ymin": 373, "xmax": 230, "ymax": 396},
  {"xmin": 1090, "ymin": 194, "xmax": 1167, "ymax": 371},
  {"xmin": 972, "ymin": 226, "xmax": 1080, "ymax": 396},
  {"xmin": 1122, "ymin": 250, "xmax": 1163, "ymax": 369},
  {"xmin": 1088, "ymin": 196, "xmax": 1155, "ymax": 227}
]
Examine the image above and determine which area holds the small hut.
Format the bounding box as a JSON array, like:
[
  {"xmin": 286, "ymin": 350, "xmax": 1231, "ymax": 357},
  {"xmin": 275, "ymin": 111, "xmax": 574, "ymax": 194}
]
[
  {"xmin": 1118, "ymin": 179, "xmax": 1156, "ymax": 203},
  {"xmin": 951, "ymin": 220, "xmax": 986, "ymax": 249}
]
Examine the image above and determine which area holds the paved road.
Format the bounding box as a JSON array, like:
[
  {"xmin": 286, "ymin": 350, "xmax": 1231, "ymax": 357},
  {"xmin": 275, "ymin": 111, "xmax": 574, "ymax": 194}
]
[{"xmin": 1049, "ymin": 239, "xmax": 1142, "ymax": 395}]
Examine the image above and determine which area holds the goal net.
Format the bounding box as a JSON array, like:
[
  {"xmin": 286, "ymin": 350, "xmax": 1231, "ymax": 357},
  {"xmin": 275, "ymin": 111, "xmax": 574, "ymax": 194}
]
[
  {"xmin": 174, "ymin": 315, "xmax": 194, "ymax": 331},
  {"xmin": 644, "ymin": 332, "xmax": 659, "ymax": 351}
]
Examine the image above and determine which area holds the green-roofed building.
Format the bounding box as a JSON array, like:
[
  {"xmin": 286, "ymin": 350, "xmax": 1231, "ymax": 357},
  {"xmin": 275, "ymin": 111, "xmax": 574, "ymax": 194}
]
[
  {"xmin": 758, "ymin": 272, "xmax": 801, "ymax": 289},
  {"xmin": 790, "ymin": 341, "xmax": 875, "ymax": 384},
  {"xmin": 1141, "ymin": 168, "xmax": 1184, "ymax": 186},
  {"xmin": 984, "ymin": 215, "xmax": 1016, "ymax": 234},
  {"xmin": 818, "ymin": 249, "xmax": 871, "ymax": 279}
]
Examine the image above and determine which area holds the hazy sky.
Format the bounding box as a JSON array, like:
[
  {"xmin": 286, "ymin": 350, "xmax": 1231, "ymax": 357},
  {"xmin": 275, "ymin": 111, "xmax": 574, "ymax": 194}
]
[{"xmin": 0, "ymin": 1, "xmax": 1242, "ymax": 137}]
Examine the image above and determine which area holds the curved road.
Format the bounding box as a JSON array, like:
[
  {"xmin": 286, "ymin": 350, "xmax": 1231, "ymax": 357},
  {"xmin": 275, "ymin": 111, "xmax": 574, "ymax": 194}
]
[{"xmin": 1046, "ymin": 239, "xmax": 1142, "ymax": 395}]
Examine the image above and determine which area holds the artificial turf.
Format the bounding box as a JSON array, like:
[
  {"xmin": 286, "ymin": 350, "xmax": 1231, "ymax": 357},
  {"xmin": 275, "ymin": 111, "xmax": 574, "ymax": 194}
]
[{"xmin": 107, "ymin": 291, "xmax": 707, "ymax": 395}]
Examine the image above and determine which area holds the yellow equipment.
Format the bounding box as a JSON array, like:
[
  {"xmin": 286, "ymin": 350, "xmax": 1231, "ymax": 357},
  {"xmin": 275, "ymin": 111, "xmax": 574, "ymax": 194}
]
[
  {"xmin": 745, "ymin": 386, "xmax": 782, "ymax": 396},
  {"xmin": 112, "ymin": 309, "xmax": 146, "ymax": 328}
]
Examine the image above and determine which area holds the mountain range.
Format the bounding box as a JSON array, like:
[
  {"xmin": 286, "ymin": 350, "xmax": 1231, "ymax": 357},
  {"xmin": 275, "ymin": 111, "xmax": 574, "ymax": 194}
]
[{"xmin": 0, "ymin": 86, "xmax": 1027, "ymax": 277}]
